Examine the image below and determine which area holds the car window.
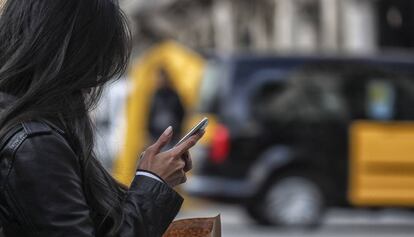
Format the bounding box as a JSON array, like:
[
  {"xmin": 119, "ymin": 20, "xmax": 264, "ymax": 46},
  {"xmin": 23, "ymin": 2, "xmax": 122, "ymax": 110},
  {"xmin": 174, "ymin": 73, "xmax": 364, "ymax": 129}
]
[
  {"xmin": 340, "ymin": 65, "xmax": 414, "ymax": 121},
  {"xmin": 255, "ymin": 67, "xmax": 348, "ymax": 123},
  {"xmin": 252, "ymin": 63, "xmax": 414, "ymax": 123},
  {"xmin": 365, "ymin": 79, "xmax": 396, "ymax": 120},
  {"xmin": 250, "ymin": 81, "xmax": 286, "ymax": 122},
  {"xmin": 197, "ymin": 62, "xmax": 224, "ymax": 113},
  {"xmin": 394, "ymin": 76, "xmax": 414, "ymax": 120}
]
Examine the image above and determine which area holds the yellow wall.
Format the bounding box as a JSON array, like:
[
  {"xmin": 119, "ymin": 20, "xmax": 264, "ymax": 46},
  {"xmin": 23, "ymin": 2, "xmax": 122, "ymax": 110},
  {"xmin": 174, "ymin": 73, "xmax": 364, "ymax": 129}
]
[{"xmin": 112, "ymin": 41, "xmax": 205, "ymax": 185}]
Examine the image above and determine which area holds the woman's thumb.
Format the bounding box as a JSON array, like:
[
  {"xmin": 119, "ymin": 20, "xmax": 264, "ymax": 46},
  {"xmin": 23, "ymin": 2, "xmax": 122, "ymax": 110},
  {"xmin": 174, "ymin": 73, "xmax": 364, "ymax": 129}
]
[{"xmin": 153, "ymin": 126, "xmax": 173, "ymax": 153}]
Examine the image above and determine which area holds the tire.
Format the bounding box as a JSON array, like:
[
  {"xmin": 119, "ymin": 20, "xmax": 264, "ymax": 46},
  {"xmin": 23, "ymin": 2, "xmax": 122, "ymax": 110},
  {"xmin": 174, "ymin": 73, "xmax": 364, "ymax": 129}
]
[{"xmin": 247, "ymin": 175, "xmax": 325, "ymax": 227}]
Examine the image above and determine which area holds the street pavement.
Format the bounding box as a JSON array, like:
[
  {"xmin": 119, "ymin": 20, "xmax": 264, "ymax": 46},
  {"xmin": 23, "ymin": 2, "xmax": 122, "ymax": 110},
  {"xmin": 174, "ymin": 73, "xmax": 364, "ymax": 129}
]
[{"xmin": 178, "ymin": 203, "xmax": 414, "ymax": 237}]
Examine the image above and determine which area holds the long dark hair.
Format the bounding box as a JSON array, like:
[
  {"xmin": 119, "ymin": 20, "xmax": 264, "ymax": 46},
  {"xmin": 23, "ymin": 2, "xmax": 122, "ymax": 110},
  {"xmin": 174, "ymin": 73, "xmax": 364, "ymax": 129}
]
[{"xmin": 0, "ymin": 0, "xmax": 131, "ymax": 235}]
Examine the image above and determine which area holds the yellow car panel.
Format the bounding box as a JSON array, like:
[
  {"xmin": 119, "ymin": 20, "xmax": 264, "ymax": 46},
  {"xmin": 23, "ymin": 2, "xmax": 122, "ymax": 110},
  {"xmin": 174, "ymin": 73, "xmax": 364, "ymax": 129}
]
[{"xmin": 349, "ymin": 121, "xmax": 414, "ymax": 206}]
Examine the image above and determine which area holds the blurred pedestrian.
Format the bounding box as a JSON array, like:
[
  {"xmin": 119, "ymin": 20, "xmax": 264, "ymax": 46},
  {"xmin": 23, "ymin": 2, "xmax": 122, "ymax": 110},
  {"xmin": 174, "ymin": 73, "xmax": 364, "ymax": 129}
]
[
  {"xmin": 0, "ymin": 0, "xmax": 203, "ymax": 237},
  {"xmin": 148, "ymin": 68, "xmax": 185, "ymax": 145}
]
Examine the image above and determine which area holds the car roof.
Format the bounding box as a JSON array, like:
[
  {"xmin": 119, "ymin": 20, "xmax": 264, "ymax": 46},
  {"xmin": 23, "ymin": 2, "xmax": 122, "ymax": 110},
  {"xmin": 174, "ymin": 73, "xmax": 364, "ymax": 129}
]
[
  {"xmin": 210, "ymin": 53, "xmax": 414, "ymax": 66},
  {"xmin": 207, "ymin": 53, "xmax": 414, "ymax": 88}
]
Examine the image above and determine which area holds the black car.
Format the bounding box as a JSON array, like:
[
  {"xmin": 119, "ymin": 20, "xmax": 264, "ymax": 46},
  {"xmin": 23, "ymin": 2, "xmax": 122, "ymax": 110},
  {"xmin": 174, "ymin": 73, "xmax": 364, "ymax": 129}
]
[{"xmin": 185, "ymin": 54, "xmax": 414, "ymax": 227}]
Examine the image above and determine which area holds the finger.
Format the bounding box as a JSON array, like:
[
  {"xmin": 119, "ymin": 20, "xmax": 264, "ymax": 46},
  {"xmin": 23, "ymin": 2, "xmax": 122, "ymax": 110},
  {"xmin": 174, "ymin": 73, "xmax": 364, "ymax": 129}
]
[
  {"xmin": 151, "ymin": 126, "xmax": 173, "ymax": 154},
  {"xmin": 169, "ymin": 171, "xmax": 186, "ymax": 187},
  {"xmin": 180, "ymin": 173, "xmax": 187, "ymax": 184},
  {"xmin": 171, "ymin": 130, "xmax": 205, "ymax": 157},
  {"xmin": 183, "ymin": 151, "xmax": 192, "ymax": 172},
  {"xmin": 180, "ymin": 169, "xmax": 187, "ymax": 184},
  {"xmin": 177, "ymin": 158, "xmax": 186, "ymax": 170},
  {"xmin": 172, "ymin": 170, "xmax": 186, "ymax": 186}
]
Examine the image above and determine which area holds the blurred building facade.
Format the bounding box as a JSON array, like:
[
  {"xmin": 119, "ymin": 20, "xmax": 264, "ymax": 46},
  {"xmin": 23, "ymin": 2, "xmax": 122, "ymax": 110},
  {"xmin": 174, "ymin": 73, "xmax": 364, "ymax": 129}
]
[{"xmin": 121, "ymin": 0, "xmax": 414, "ymax": 54}]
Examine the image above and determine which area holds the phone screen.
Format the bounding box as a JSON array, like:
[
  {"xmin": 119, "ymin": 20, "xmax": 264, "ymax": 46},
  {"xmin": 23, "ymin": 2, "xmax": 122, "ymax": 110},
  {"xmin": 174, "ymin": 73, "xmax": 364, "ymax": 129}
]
[{"xmin": 175, "ymin": 117, "xmax": 208, "ymax": 146}]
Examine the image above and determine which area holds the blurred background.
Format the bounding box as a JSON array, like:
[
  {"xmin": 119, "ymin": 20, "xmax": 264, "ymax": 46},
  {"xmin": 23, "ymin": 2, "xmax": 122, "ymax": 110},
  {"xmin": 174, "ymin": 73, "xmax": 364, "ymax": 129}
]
[{"xmin": 94, "ymin": 0, "xmax": 414, "ymax": 236}]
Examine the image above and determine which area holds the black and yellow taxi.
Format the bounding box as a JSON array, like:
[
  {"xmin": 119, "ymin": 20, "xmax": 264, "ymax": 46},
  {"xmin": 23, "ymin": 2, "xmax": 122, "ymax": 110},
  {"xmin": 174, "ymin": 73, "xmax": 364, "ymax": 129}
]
[{"xmin": 185, "ymin": 54, "xmax": 414, "ymax": 227}]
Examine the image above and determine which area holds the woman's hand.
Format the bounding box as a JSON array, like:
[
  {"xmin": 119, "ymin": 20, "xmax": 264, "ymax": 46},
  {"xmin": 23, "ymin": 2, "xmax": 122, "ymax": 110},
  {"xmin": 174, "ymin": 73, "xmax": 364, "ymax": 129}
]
[{"xmin": 137, "ymin": 126, "xmax": 204, "ymax": 187}]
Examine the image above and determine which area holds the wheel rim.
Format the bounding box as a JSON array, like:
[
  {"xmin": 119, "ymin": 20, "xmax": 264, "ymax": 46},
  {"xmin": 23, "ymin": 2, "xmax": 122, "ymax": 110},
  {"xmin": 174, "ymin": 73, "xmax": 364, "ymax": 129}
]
[{"xmin": 264, "ymin": 176, "xmax": 322, "ymax": 226}]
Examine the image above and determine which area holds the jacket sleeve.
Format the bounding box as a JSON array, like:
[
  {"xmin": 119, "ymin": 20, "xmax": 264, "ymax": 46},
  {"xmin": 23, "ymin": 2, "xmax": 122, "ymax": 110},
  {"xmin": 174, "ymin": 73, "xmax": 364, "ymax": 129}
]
[
  {"xmin": 6, "ymin": 132, "xmax": 183, "ymax": 237},
  {"xmin": 120, "ymin": 176, "xmax": 183, "ymax": 237}
]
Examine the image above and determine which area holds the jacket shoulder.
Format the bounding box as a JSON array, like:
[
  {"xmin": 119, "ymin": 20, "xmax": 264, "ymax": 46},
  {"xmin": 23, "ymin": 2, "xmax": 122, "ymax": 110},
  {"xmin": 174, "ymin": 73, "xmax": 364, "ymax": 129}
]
[
  {"xmin": 3, "ymin": 120, "xmax": 79, "ymax": 181},
  {"xmin": 22, "ymin": 120, "xmax": 66, "ymax": 136},
  {"xmin": 21, "ymin": 120, "xmax": 52, "ymax": 137},
  {"xmin": 0, "ymin": 120, "xmax": 68, "ymax": 158}
]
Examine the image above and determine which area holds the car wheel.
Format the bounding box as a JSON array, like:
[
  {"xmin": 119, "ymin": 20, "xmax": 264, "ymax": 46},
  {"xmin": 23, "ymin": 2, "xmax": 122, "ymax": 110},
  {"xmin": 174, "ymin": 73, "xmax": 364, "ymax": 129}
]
[{"xmin": 248, "ymin": 175, "xmax": 325, "ymax": 227}]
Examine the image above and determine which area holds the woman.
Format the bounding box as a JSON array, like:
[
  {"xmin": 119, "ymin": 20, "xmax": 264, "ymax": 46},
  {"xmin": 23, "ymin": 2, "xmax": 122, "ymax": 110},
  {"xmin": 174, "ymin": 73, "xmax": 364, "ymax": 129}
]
[{"xmin": 0, "ymin": 0, "xmax": 203, "ymax": 236}]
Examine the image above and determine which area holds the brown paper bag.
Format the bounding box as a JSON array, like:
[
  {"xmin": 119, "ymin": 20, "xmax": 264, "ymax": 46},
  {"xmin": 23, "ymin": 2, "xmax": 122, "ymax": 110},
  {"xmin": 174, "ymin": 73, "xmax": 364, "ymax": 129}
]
[{"xmin": 162, "ymin": 215, "xmax": 221, "ymax": 237}]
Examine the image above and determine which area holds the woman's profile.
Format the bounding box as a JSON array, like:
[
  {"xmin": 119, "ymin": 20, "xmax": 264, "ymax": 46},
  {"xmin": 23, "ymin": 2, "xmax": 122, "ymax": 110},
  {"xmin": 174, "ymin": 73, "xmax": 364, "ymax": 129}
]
[{"xmin": 0, "ymin": 0, "xmax": 203, "ymax": 236}]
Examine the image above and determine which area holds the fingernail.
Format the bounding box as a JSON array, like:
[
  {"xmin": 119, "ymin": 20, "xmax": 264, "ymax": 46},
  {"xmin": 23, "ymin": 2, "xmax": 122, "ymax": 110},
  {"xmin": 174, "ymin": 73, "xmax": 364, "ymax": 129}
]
[{"xmin": 164, "ymin": 126, "xmax": 173, "ymax": 136}]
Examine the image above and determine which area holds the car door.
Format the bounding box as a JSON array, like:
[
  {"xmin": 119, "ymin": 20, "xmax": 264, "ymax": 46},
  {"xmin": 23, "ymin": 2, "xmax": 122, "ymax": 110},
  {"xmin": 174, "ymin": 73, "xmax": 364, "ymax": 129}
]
[{"xmin": 349, "ymin": 73, "xmax": 414, "ymax": 207}]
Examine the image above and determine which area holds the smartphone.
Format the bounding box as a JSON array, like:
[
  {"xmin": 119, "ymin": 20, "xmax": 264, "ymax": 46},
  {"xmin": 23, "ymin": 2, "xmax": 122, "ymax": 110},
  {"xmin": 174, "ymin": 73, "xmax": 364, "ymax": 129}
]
[{"xmin": 175, "ymin": 117, "xmax": 208, "ymax": 146}]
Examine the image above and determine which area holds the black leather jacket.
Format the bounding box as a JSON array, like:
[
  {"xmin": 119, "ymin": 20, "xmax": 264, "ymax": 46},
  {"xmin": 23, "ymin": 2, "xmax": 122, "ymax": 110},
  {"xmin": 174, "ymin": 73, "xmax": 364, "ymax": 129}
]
[{"xmin": 0, "ymin": 120, "xmax": 183, "ymax": 237}]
